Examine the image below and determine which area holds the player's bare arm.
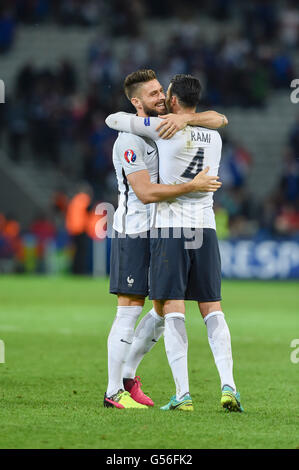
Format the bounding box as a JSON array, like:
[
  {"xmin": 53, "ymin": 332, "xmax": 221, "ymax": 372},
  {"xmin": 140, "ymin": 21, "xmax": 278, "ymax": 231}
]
[
  {"xmin": 156, "ymin": 111, "xmax": 228, "ymax": 139},
  {"xmin": 127, "ymin": 167, "xmax": 221, "ymax": 205},
  {"xmin": 106, "ymin": 112, "xmax": 226, "ymax": 143}
]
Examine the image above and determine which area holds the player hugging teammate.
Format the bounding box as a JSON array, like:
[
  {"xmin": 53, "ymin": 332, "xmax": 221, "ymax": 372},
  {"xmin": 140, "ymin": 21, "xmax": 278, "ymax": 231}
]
[{"xmin": 104, "ymin": 70, "xmax": 243, "ymax": 413}]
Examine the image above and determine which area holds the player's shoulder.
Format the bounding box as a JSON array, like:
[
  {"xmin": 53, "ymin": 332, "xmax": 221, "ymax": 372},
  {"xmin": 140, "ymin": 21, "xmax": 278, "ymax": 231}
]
[
  {"xmin": 115, "ymin": 131, "xmax": 147, "ymax": 149},
  {"xmin": 113, "ymin": 132, "xmax": 149, "ymax": 165}
]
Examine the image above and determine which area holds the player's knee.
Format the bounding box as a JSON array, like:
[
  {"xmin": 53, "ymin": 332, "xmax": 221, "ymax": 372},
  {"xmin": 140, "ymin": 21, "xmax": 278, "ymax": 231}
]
[
  {"xmin": 153, "ymin": 300, "xmax": 164, "ymax": 317},
  {"xmin": 199, "ymin": 301, "xmax": 222, "ymax": 319},
  {"xmin": 163, "ymin": 299, "xmax": 185, "ymax": 315},
  {"xmin": 117, "ymin": 294, "xmax": 145, "ymax": 307}
]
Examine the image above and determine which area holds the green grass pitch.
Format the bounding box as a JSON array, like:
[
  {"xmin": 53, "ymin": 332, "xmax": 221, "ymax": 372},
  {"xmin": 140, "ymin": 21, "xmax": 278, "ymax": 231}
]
[{"xmin": 0, "ymin": 275, "xmax": 298, "ymax": 449}]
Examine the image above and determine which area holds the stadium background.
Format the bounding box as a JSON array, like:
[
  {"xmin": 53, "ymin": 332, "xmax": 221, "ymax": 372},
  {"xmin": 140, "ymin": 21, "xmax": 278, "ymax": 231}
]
[
  {"xmin": 0, "ymin": 0, "xmax": 298, "ymax": 451},
  {"xmin": 0, "ymin": 0, "xmax": 299, "ymax": 279}
]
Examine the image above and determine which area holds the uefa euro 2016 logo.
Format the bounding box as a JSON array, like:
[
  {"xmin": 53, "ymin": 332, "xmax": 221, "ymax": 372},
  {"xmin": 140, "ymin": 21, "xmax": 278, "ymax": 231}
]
[
  {"xmin": 124, "ymin": 149, "xmax": 137, "ymax": 164},
  {"xmin": 0, "ymin": 80, "xmax": 5, "ymax": 104}
]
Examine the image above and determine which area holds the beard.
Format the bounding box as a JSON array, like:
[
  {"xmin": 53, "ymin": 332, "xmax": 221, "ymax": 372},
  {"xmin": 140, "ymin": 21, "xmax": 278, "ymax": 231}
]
[{"xmin": 141, "ymin": 101, "xmax": 167, "ymax": 117}]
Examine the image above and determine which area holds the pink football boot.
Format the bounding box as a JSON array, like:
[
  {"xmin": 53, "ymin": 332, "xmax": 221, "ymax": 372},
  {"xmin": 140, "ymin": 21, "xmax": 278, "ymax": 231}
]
[{"xmin": 124, "ymin": 376, "xmax": 154, "ymax": 406}]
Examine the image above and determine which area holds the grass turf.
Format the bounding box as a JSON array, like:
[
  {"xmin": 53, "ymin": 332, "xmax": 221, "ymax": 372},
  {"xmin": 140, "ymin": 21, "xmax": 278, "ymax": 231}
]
[{"xmin": 0, "ymin": 275, "xmax": 298, "ymax": 449}]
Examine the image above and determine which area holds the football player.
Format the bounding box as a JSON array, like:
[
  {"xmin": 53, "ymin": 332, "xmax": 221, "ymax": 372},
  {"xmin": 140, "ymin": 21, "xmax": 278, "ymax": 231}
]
[
  {"xmin": 104, "ymin": 70, "xmax": 227, "ymax": 409},
  {"xmin": 106, "ymin": 74, "xmax": 244, "ymax": 412}
]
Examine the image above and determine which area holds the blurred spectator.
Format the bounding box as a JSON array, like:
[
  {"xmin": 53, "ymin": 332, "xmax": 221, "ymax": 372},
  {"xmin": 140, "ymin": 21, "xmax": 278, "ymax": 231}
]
[
  {"xmin": 52, "ymin": 190, "xmax": 69, "ymax": 215},
  {"xmin": 288, "ymin": 115, "xmax": 299, "ymax": 159},
  {"xmin": 15, "ymin": 0, "xmax": 50, "ymax": 24},
  {"xmin": 210, "ymin": 0, "xmax": 233, "ymax": 21},
  {"xmin": 29, "ymin": 212, "xmax": 56, "ymax": 271},
  {"xmin": 83, "ymin": 112, "xmax": 116, "ymax": 199},
  {"xmin": 30, "ymin": 212, "xmax": 56, "ymax": 242},
  {"xmin": 57, "ymin": 59, "xmax": 77, "ymax": 96},
  {"xmin": 25, "ymin": 213, "xmax": 57, "ymax": 273},
  {"xmin": 258, "ymin": 196, "xmax": 277, "ymax": 236},
  {"xmin": 258, "ymin": 123, "xmax": 299, "ymax": 238},
  {"xmin": 280, "ymin": 150, "xmax": 299, "ymax": 203},
  {"xmin": 15, "ymin": 63, "xmax": 37, "ymax": 99},
  {"xmin": 216, "ymin": 186, "xmax": 257, "ymax": 238},
  {"xmin": 219, "ymin": 136, "xmax": 252, "ymax": 188},
  {"xmin": 65, "ymin": 188, "xmax": 92, "ymax": 274},
  {"xmin": 214, "ymin": 204, "xmax": 230, "ymax": 239},
  {"xmin": 279, "ymin": 0, "xmax": 299, "ymax": 49},
  {"xmin": 0, "ymin": 103, "xmax": 6, "ymax": 145},
  {"xmin": 6, "ymin": 97, "xmax": 29, "ymax": 162},
  {"xmin": 241, "ymin": 0, "xmax": 278, "ymax": 43},
  {"xmin": 275, "ymin": 204, "xmax": 299, "ymax": 235},
  {"xmin": 0, "ymin": 8, "xmax": 16, "ymax": 53},
  {"xmin": 271, "ymin": 48, "xmax": 294, "ymax": 88},
  {"xmin": 0, "ymin": 213, "xmax": 21, "ymax": 262}
]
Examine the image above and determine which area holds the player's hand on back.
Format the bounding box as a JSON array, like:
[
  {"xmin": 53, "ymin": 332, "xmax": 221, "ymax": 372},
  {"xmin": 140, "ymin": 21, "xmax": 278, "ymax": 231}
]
[
  {"xmin": 156, "ymin": 114, "xmax": 189, "ymax": 139},
  {"xmin": 190, "ymin": 167, "xmax": 222, "ymax": 192}
]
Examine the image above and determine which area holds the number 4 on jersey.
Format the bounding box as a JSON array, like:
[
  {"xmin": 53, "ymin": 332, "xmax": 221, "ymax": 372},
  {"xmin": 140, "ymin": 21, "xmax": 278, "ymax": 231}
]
[{"xmin": 181, "ymin": 148, "xmax": 204, "ymax": 179}]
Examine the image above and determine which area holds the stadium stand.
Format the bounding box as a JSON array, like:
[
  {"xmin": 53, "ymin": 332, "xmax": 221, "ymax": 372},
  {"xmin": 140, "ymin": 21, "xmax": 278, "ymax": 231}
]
[{"xmin": 0, "ymin": 0, "xmax": 298, "ymax": 274}]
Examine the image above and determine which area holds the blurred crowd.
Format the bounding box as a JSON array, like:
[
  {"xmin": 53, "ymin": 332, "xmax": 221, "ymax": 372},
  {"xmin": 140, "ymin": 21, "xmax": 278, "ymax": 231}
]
[
  {"xmin": 215, "ymin": 118, "xmax": 299, "ymax": 239},
  {"xmin": 0, "ymin": 0, "xmax": 146, "ymax": 52},
  {"xmin": 84, "ymin": 0, "xmax": 299, "ymax": 110},
  {"xmin": 260, "ymin": 116, "xmax": 299, "ymax": 237},
  {"xmin": 1, "ymin": 1, "xmax": 298, "ymax": 109},
  {"xmin": 0, "ymin": 187, "xmax": 106, "ymax": 274},
  {"xmin": 2, "ymin": 59, "xmax": 117, "ymax": 202},
  {"xmin": 1, "ymin": 1, "xmax": 299, "ymax": 41}
]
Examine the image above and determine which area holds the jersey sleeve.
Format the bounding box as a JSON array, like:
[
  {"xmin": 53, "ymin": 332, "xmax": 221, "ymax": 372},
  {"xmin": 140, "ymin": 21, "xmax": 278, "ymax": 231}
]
[
  {"xmin": 116, "ymin": 134, "xmax": 147, "ymax": 176},
  {"xmin": 106, "ymin": 112, "xmax": 161, "ymax": 141}
]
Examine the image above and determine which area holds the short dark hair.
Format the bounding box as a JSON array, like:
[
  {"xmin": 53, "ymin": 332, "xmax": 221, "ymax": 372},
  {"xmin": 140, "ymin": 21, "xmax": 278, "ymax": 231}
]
[
  {"xmin": 169, "ymin": 74, "xmax": 202, "ymax": 108},
  {"xmin": 124, "ymin": 69, "xmax": 157, "ymax": 100}
]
